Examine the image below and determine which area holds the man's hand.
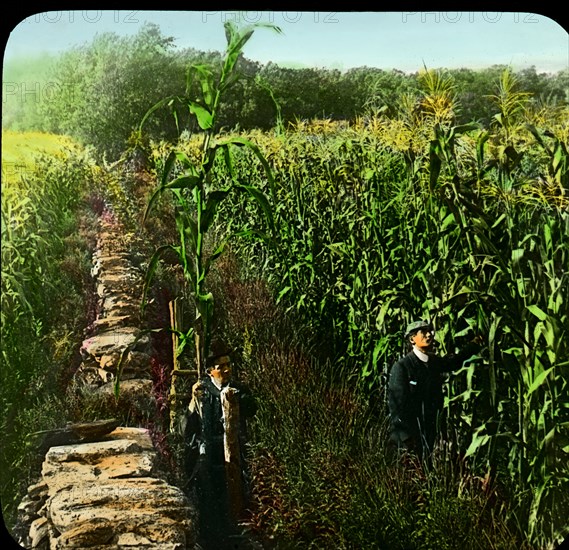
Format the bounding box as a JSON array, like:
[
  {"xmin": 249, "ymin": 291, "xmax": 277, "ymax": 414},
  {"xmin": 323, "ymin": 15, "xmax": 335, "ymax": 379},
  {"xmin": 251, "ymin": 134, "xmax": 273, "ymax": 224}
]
[{"xmin": 192, "ymin": 381, "xmax": 206, "ymax": 400}]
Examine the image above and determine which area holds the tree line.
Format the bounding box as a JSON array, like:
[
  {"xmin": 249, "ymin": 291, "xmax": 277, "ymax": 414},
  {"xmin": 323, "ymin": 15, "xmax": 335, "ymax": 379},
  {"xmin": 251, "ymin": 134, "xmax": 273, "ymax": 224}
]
[{"xmin": 3, "ymin": 22, "xmax": 568, "ymax": 159}]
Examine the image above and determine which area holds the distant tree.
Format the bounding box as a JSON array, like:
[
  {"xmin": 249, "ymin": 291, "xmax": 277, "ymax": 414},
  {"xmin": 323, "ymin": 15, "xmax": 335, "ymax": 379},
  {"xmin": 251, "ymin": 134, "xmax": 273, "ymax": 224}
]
[
  {"xmin": 337, "ymin": 67, "xmax": 375, "ymax": 116},
  {"xmin": 448, "ymin": 65, "xmax": 507, "ymax": 125},
  {"xmin": 518, "ymin": 66, "xmax": 569, "ymax": 105},
  {"xmin": 217, "ymin": 56, "xmax": 268, "ymax": 130},
  {"xmin": 552, "ymin": 69, "xmax": 569, "ymax": 103},
  {"xmin": 258, "ymin": 63, "xmax": 326, "ymax": 123},
  {"xmin": 40, "ymin": 23, "xmax": 187, "ymax": 159},
  {"xmin": 361, "ymin": 68, "xmax": 418, "ymax": 116},
  {"xmin": 450, "ymin": 65, "xmax": 568, "ymax": 126}
]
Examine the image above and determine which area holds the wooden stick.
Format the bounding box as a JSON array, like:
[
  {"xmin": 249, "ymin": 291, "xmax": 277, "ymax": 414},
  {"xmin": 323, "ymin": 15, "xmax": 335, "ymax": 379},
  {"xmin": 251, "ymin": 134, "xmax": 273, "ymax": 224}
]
[
  {"xmin": 221, "ymin": 387, "xmax": 244, "ymax": 521},
  {"xmin": 168, "ymin": 298, "xmax": 183, "ymax": 432}
]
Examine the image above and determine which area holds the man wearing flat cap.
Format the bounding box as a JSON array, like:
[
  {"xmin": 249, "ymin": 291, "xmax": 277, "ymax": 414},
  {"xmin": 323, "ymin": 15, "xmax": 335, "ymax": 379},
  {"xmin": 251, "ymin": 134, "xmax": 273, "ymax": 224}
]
[{"xmin": 387, "ymin": 319, "xmax": 482, "ymax": 460}]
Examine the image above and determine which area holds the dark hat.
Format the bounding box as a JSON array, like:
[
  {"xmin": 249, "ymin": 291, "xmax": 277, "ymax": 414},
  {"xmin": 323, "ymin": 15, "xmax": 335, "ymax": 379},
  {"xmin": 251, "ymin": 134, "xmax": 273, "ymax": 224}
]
[
  {"xmin": 205, "ymin": 338, "xmax": 233, "ymax": 369},
  {"xmin": 405, "ymin": 319, "xmax": 433, "ymax": 338}
]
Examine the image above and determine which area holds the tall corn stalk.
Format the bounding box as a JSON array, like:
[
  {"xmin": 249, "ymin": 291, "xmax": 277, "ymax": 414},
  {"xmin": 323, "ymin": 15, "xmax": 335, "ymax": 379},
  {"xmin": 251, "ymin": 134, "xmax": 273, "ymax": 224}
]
[
  {"xmin": 140, "ymin": 21, "xmax": 279, "ymax": 429},
  {"xmin": 429, "ymin": 69, "xmax": 569, "ymax": 547}
]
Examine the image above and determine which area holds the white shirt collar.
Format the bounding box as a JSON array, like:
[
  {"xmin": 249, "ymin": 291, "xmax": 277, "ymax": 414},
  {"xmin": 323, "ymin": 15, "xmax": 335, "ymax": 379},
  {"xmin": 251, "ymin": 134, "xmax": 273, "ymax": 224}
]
[
  {"xmin": 209, "ymin": 376, "xmax": 223, "ymax": 390},
  {"xmin": 413, "ymin": 346, "xmax": 429, "ymax": 363}
]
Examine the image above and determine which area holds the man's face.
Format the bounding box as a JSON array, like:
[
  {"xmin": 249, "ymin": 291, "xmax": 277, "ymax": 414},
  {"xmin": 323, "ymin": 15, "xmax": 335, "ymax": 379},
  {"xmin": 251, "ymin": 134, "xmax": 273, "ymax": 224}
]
[
  {"xmin": 410, "ymin": 327, "xmax": 435, "ymax": 352},
  {"xmin": 209, "ymin": 356, "xmax": 232, "ymax": 385}
]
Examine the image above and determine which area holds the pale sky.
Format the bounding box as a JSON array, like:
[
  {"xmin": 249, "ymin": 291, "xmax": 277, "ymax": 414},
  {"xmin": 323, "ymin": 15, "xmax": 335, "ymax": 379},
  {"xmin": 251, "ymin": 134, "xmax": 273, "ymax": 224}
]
[{"xmin": 3, "ymin": 10, "xmax": 569, "ymax": 73}]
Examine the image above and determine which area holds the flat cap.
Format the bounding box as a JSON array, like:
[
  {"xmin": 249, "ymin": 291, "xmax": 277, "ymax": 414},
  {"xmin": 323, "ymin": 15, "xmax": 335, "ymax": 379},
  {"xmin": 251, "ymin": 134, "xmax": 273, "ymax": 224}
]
[{"xmin": 405, "ymin": 319, "xmax": 433, "ymax": 338}]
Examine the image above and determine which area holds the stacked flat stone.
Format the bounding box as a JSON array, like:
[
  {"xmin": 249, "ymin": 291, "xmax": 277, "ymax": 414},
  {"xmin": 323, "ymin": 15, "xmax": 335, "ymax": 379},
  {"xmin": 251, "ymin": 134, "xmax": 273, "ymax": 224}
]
[
  {"xmin": 18, "ymin": 427, "xmax": 195, "ymax": 549},
  {"xmin": 74, "ymin": 210, "xmax": 154, "ymax": 398}
]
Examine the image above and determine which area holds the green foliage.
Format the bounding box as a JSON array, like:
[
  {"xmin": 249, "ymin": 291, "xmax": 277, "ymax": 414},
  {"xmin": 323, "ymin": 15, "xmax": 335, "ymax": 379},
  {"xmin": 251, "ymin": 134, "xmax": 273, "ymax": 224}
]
[
  {"xmin": 140, "ymin": 21, "xmax": 280, "ymax": 379},
  {"xmin": 195, "ymin": 67, "xmax": 569, "ymax": 548},
  {"xmin": 1, "ymin": 144, "xmax": 96, "ymax": 528}
]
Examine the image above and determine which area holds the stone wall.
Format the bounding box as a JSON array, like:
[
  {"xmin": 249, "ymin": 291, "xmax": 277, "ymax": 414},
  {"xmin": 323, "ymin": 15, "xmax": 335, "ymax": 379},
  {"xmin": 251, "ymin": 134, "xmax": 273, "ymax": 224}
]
[
  {"xmin": 17, "ymin": 427, "xmax": 196, "ymax": 549},
  {"xmin": 74, "ymin": 208, "xmax": 154, "ymax": 395},
  {"xmin": 15, "ymin": 207, "xmax": 197, "ymax": 549}
]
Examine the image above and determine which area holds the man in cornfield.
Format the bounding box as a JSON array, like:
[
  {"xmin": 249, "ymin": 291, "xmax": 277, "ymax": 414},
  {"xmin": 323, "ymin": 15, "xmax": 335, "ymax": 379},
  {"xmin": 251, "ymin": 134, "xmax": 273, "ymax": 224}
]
[
  {"xmin": 387, "ymin": 319, "xmax": 483, "ymax": 461},
  {"xmin": 184, "ymin": 339, "xmax": 257, "ymax": 546}
]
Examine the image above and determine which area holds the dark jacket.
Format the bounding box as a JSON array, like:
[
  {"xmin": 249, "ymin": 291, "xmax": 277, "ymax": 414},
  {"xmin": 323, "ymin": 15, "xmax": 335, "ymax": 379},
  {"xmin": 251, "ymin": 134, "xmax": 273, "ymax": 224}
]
[
  {"xmin": 185, "ymin": 376, "xmax": 257, "ymax": 471},
  {"xmin": 184, "ymin": 377, "xmax": 257, "ymax": 531},
  {"xmin": 387, "ymin": 342, "xmax": 480, "ymax": 455}
]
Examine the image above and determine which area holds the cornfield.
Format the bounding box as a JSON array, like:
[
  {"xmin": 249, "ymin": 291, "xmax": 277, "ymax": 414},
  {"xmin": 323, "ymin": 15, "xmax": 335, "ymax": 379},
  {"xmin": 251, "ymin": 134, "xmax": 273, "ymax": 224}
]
[{"xmin": 145, "ymin": 67, "xmax": 568, "ymax": 547}]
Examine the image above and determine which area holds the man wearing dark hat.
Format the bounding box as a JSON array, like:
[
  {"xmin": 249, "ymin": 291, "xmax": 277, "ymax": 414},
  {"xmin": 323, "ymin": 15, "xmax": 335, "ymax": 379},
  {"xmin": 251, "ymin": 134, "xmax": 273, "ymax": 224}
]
[
  {"xmin": 184, "ymin": 339, "xmax": 257, "ymax": 543},
  {"xmin": 387, "ymin": 320, "xmax": 482, "ymax": 460}
]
